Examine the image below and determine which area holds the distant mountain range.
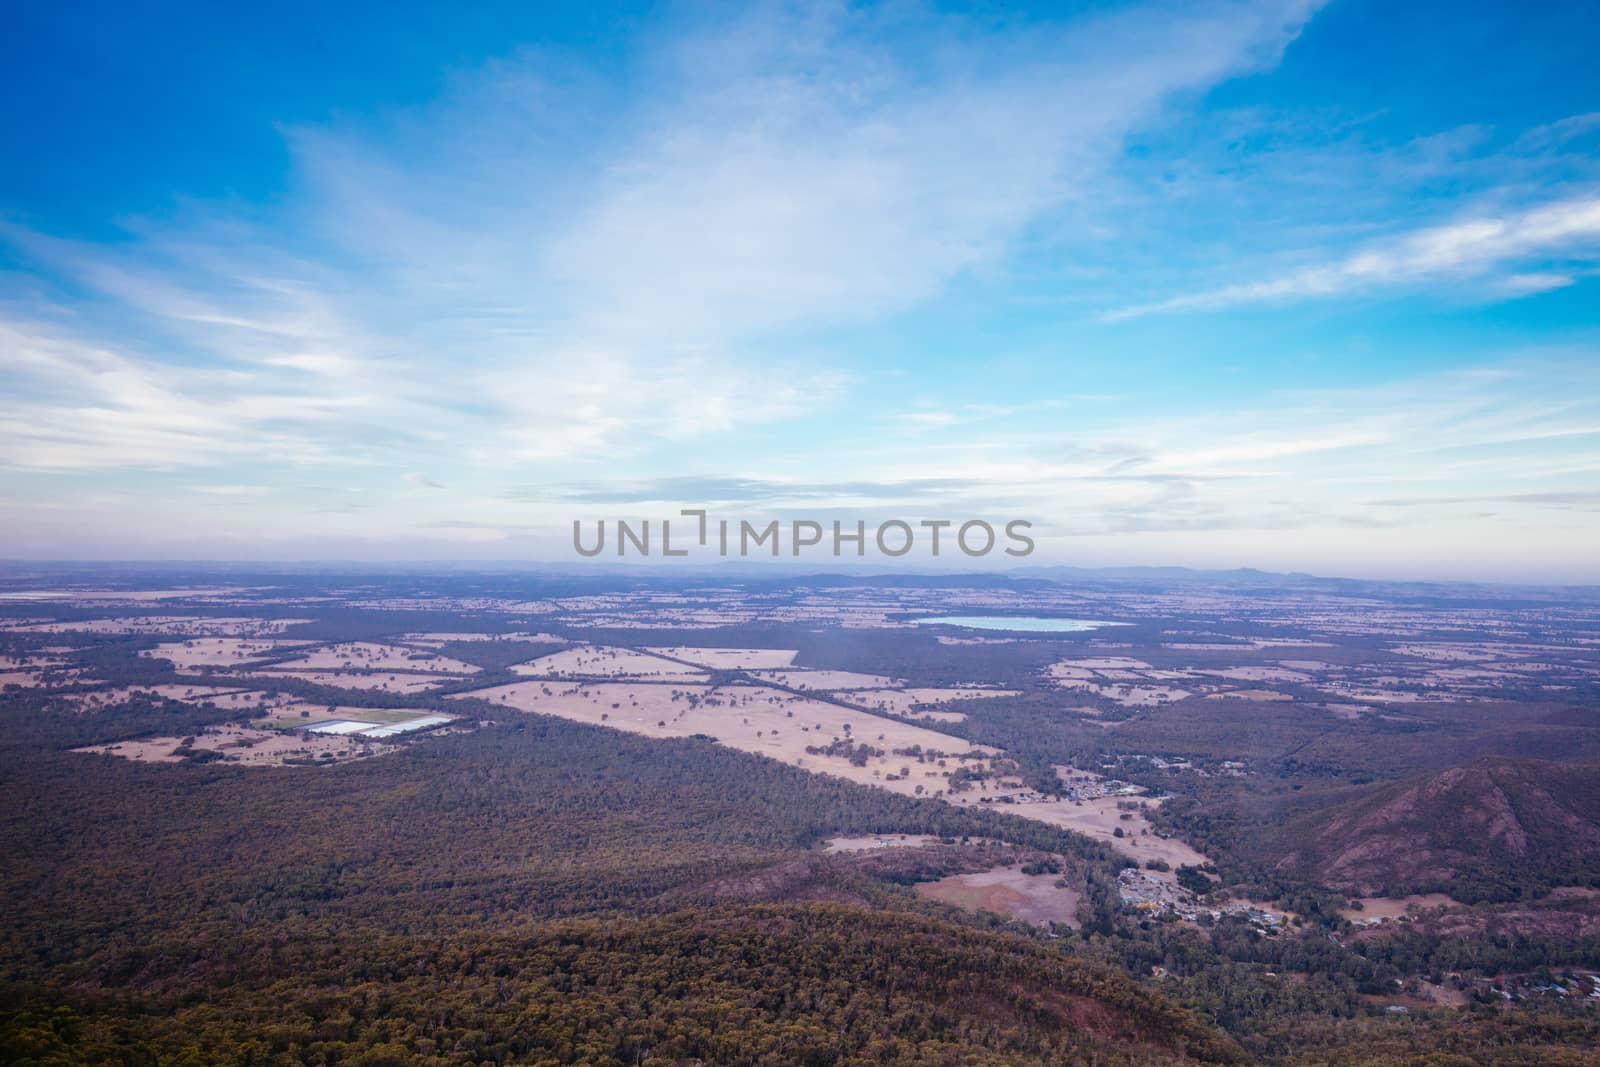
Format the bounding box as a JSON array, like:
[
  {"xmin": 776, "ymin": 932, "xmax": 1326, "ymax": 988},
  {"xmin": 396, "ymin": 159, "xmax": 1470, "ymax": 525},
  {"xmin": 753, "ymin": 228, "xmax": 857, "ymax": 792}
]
[{"xmin": 4, "ymin": 559, "xmax": 1599, "ymax": 597}]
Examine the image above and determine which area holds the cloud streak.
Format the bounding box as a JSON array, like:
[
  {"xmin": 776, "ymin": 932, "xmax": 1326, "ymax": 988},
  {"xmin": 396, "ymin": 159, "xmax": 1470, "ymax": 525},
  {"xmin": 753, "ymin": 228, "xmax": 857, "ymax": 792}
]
[
  {"xmin": 511, "ymin": 475, "xmax": 985, "ymax": 506},
  {"xmin": 1107, "ymin": 193, "xmax": 1600, "ymax": 318}
]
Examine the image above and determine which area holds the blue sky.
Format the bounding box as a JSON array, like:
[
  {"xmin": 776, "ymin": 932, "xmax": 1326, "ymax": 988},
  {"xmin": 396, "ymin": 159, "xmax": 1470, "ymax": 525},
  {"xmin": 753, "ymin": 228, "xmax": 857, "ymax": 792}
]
[{"xmin": 2, "ymin": 0, "xmax": 1598, "ymax": 580}]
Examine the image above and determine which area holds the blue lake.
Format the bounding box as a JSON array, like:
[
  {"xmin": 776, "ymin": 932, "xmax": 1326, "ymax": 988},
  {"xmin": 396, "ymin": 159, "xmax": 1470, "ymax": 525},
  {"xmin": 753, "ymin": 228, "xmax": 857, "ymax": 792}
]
[{"xmin": 911, "ymin": 615, "xmax": 1131, "ymax": 632}]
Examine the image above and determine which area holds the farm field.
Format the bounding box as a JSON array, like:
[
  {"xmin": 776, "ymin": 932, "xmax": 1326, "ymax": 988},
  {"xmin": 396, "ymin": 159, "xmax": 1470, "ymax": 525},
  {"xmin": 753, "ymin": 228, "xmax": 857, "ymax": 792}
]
[
  {"xmin": 843, "ymin": 686, "xmax": 1017, "ymax": 716},
  {"xmin": 914, "ymin": 864, "xmax": 1083, "ymax": 928},
  {"xmin": 510, "ymin": 645, "xmax": 711, "ymax": 681},
  {"xmin": 68, "ymin": 684, "xmax": 293, "ymax": 712},
  {"xmin": 823, "ymin": 833, "xmax": 944, "ymax": 852},
  {"xmin": 643, "ymin": 646, "xmax": 799, "ymax": 669},
  {"xmin": 239, "ymin": 669, "xmax": 449, "ymax": 693},
  {"xmin": 270, "ymin": 641, "xmax": 481, "ymax": 674},
  {"xmin": 453, "ymin": 679, "xmax": 1001, "ymax": 798},
  {"xmin": 1051, "ymin": 679, "xmax": 1193, "ymax": 706},
  {"xmin": 1339, "ymin": 894, "xmax": 1459, "ymax": 923},
  {"xmin": 1205, "ymin": 688, "xmax": 1295, "ymax": 702},
  {"xmin": 1018, "ymin": 794, "xmax": 1211, "ymax": 873},
  {"xmin": 74, "ymin": 724, "xmax": 393, "ymax": 766},
  {"xmin": 263, "ymin": 704, "xmax": 448, "ymax": 728},
  {"xmin": 143, "ymin": 637, "xmax": 314, "ymax": 668},
  {"xmin": 402, "ymin": 631, "xmax": 566, "ymax": 646},
  {"xmin": 14, "ymin": 615, "xmax": 310, "ymax": 636},
  {"xmin": 747, "ymin": 668, "xmax": 907, "ymax": 690}
]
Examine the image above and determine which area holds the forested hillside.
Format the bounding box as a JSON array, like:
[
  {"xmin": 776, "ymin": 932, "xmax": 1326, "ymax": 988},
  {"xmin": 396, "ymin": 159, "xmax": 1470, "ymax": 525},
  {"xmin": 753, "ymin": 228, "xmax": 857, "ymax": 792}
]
[
  {"xmin": 1267, "ymin": 757, "xmax": 1600, "ymax": 901},
  {"xmin": 2, "ymin": 908, "xmax": 1244, "ymax": 1066}
]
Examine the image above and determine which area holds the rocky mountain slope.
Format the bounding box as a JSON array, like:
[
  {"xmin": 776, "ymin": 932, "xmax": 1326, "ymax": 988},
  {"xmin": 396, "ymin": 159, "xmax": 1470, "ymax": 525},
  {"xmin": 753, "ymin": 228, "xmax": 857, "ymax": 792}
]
[{"xmin": 1271, "ymin": 757, "xmax": 1600, "ymax": 900}]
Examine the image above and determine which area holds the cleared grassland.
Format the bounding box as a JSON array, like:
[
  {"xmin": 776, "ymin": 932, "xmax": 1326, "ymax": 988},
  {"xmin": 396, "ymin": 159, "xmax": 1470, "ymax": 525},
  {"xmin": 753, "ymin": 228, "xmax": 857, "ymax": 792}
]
[
  {"xmin": 1204, "ymin": 688, "xmax": 1295, "ymax": 702},
  {"xmin": 1018, "ymin": 795, "xmax": 1211, "ymax": 873},
  {"xmin": 1054, "ymin": 657, "xmax": 1153, "ymax": 670},
  {"xmin": 746, "ymin": 668, "xmax": 906, "ymax": 691},
  {"xmin": 16, "ymin": 616, "xmax": 310, "ymax": 636},
  {"xmin": 1051, "ymin": 679, "xmax": 1193, "ymax": 707},
  {"xmin": 142, "ymin": 637, "xmax": 314, "ymax": 668},
  {"xmin": 910, "ymin": 709, "xmax": 970, "ymax": 723},
  {"xmin": 271, "ymin": 641, "xmax": 481, "ymax": 674},
  {"xmin": 823, "ymin": 834, "xmax": 944, "ymax": 852},
  {"xmin": 1196, "ymin": 666, "xmax": 1314, "ymax": 683},
  {"xmin": 509, "ymin": 645, "xmax": 710, "ymax": 681},
  {"xmin": 241, "ymin": 669, "xmax": 448, "ymax": 693},
  {"xmin": 451, "ymin": 679, "xmax": 996, "ymax": 799},
  {"xmin": 74, "ymin": 724, "xmax": 393, "ymax": 766},
  {"xmin": 642, "ymin": 646, "xmax": 799, "ymax": 670},
  {"xmin": 402, "ymin": 631, "xmax": 566, "ymax": 647},
  {"xmin": 914, "ymin": 864, "xmax": 1083, "ymax": 928},
  {"xmin": 843, "ymin": 686, "xmax": 1017, "ymax": 716},
  {"xmin": 264, "ymin": 704, "xmax": 441, "ymax": 728},
  {"xmin": 1338, "ymin": 893, "xmax": 1459, "ymax": 922},
  {"xmin": 67, "ymin": 684, "xmax": 294, "ymax": 712}
]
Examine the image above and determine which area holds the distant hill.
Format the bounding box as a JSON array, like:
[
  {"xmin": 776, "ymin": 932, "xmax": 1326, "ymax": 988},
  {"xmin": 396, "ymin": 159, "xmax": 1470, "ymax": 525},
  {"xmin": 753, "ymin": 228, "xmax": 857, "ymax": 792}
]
[{"xmin": 1270, "ymin": 757, "xmax": 1600, "ymax": 901}]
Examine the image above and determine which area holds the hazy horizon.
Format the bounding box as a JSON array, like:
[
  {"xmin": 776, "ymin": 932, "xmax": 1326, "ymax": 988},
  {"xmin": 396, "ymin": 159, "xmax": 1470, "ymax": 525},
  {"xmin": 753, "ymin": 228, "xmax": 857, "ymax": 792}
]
[{"xmin": 3, "ymin": 554, "xmax": 1599, "ymax": 590}]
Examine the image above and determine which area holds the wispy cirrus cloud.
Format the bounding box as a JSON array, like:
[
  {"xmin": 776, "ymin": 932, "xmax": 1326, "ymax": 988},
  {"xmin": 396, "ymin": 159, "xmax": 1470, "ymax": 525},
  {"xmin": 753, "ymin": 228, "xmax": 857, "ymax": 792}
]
[
  {"xmin": 1107, "ymin": 193, "xmax": 1600, "ymax": 319},
  {"xmin": 506, "ymin": 475, "xmax": 983, "ymax": 506},
  {"xmin": 1368, "ymin": 489, "xmax": 1600, "ymax": 509},
  {"xmin": 496, "ymin": 358, "xmax": 1598, "ymax": 548},
  {"xmin": 540, "ymin": 0, "xmax": 1325, "ymax": 341},
  {"xmin": 0, "ymin": 0, "xmax": 1323, "ymax": 482}
]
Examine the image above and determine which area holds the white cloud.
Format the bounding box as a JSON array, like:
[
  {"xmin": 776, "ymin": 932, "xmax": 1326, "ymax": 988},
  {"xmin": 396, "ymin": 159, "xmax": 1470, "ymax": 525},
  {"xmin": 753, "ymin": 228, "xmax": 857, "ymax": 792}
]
[
  {"xmin": 693, "ymin": 357, "xmax": 1600, "ymax": 549},
  {"xmin": 0, "ymin": 0, "xmax": 1324, "ymax": 484},
  {"xmin": 541, "ymin": 0, "xmax": 1324, "ymax": 341},
  {"xmin": 1108, "ymin": 193, "xmax": 1600, "ymax": 318},
  {"xmin": 1498, "ymin": 271, "xmax": 1577, "ymax": 295}
]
